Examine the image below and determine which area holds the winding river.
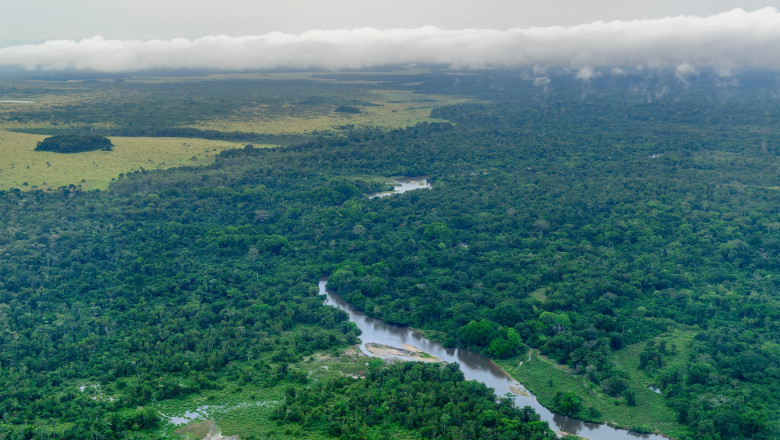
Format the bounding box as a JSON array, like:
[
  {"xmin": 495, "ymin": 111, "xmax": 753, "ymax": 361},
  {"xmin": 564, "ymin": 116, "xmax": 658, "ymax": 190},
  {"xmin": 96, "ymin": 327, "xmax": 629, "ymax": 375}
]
[
  {"xmin": 319, "ymin": 178, "xmax": 667, "ymax": 440},
  {"xmin": 321, "ymin": 281, "xmax": 665, "ymax": 440}
]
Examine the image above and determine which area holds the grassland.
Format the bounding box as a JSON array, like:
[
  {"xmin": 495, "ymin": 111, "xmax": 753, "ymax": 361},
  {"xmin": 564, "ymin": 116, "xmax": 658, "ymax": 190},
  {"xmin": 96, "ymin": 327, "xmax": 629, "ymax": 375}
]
[
  {"xmin": 181, "ymin": 90, "xmax": 469, "ymax": 135},
  {"xmin": 496, "ymin": 330, "xmax": 695, "ymax": 438},
  {"xmin": 0, "ymin": 129, "xmax": 248, "ymax": 190},
  {"xmin": 497, "ymin": 329, "xmax": 698, "ymax": 439},
  {"xmin": 0, "ymin": 83, "xmax": 245, "ymax": 190},
  {"xmin": 529, "ymin": 287, "xmax": 548, "ymax": 303}
]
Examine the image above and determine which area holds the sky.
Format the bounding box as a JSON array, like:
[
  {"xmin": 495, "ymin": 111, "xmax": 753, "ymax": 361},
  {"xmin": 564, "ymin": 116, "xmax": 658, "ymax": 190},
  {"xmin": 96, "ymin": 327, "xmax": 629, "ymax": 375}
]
[{"xmin": 2, "ymin": 1, "xmax": 780, "ymax": 73}]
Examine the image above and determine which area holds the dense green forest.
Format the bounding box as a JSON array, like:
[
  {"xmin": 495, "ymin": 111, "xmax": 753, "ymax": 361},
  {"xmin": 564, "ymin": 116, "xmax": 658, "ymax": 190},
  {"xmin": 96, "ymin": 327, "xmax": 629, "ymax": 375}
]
[
  {"xmin": 273, "ymin": 361, "xmax": 556, "ymax": 440},
  {"xmin": 35, "ymin": 134, "xmax": 113, "ymax": 153},
  {"xmin": 0, "ymin": 70, "xmax": 778, "ymax": 439}
]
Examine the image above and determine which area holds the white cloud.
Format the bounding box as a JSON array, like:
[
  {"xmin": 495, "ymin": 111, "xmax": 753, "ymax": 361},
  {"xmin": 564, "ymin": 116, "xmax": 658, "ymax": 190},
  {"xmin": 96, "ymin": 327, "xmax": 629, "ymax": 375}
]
[
  {"xmin": 533, "ymin": 76, "xmax": 551, "ymax": 87},
  {"xmin": 675, "ymin": 63, "xmax": 699, "ymax": 82},
  {"xmin": 2, "ymin": 8, "xmax": 780, "ymax": 73},
  {"xmin": 576, "ymin": 67, "xmax": 597, "ymax": 81}
]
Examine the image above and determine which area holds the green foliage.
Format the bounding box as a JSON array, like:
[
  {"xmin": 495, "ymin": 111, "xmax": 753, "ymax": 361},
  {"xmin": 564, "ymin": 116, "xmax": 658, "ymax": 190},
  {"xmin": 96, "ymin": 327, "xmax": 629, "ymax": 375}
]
[
  {"xmin": 553, "ymin": 392, "xmax": 583, "ymax": 417},
  {"xmin": 35, "ymin": 134, "xmax": 113, "ymax": 153},
  {"xmin": 335, "ymin": 105, "xmax": 361, "ymax": 114},
  {"xmin": 273, "ymin": 362, "xmax": 556, "ymax": 440},
  {"xmin": 456, "ymin": 320, "xmax": 524, "ymax": 358},
  {"xmin": 0, "ymin": 70, "xmax": 778, "ymax": 440},
  {"xmin": 639, "ymin": 340, "xmax": 673, "ymax": 372}
]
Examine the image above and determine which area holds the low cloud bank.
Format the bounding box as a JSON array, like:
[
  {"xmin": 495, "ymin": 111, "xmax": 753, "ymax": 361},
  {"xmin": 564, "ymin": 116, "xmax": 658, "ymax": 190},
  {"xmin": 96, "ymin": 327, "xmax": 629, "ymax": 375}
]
[{"xmin": 2, "ymin": 8, "xmax": 780, "ymax": 73}]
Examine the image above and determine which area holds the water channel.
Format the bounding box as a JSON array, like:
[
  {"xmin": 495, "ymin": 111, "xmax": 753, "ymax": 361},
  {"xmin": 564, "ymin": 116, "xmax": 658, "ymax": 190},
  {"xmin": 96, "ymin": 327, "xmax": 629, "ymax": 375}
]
[
  {"xmin": 321, "ymin": 281, "xmax": 666, "ymax": 440},
  {"xmin": 367, "ymin": 177, "xmax": 432, "ymax": 199},
  {"xmin": 320, "ymin": 178, "xmax": 667, "ymax": 440}
]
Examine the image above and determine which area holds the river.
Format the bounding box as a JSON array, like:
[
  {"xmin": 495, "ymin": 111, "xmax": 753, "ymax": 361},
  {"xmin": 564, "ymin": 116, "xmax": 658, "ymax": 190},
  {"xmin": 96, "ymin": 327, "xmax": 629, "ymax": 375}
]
[
  {"xmin": 321, "ymin": 179, "xmax": 666, "ymax": 439},
  {"xmin": 367, "ymin": 177, "xmax": 431, "ymax": 199},
  {"xmin": 321, "ymin": 281, "xmax": 666, "ymax": 440}
]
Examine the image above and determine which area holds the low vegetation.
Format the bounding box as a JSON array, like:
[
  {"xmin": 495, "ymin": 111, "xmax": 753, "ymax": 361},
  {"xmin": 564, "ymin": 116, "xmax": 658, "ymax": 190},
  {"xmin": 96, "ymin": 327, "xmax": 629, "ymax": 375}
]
[{"xmin": 0, "ymin": 130, "xmax": 247, "ymax": 190}]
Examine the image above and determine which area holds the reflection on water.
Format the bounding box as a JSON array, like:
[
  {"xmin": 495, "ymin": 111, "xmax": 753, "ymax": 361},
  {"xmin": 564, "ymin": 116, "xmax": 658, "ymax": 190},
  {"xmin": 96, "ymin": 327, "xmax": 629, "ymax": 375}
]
[
  {"xmin": 321, "ymin": 279, "xmax": 667, "ymax": 440},
  {"xmin": 367, "ymin": 177, "xmax": 431, "ymax": 199}
]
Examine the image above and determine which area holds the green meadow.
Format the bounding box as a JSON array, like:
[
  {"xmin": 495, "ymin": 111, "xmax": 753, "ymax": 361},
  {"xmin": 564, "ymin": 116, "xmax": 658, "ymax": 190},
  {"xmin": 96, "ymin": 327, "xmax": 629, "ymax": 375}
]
[
  {"xmin": 498, "ymin": 330, "xmax": 698, "ymax": 439},
  {"xmin": 180, "ymin": 89, "xmax": 469, "ymax": 135},
  {"xmin": 0, "ymin": 129, "xmax": 247, "ymax": 190}
]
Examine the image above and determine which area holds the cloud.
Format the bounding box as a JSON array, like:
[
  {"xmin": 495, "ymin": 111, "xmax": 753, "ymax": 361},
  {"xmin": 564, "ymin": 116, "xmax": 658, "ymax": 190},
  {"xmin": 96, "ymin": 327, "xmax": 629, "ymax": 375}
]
[
  {"xmin": 2, "ymin": 8, "xmax": 780, "ymax": 73},
  {"xmin": 532, "ymin": 76, "xmax": 551, "ymax": 87},
  {"xmin": 576, "ymin": 67, "xmax": 597, "ymax": 81},
  {"xmin": 674, "ymin": 63, "xmax": 699, "ymax": 82}
]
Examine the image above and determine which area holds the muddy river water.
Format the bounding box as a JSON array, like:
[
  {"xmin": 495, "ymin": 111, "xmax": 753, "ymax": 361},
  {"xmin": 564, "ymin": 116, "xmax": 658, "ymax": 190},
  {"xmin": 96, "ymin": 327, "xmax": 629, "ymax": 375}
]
[{"xmin": 321, "ymin": 280, "xmax": 666, "ymax": 440}]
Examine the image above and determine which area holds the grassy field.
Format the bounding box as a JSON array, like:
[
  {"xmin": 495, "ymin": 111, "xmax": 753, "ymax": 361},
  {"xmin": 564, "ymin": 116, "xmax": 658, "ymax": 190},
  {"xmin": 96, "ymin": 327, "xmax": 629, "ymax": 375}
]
[
  {"xmin": 0, "ymin": 129, "xmax": 250, "ymax": 190},
  {"xmin": 181, "ymin": 90, "xmax": 469, "ymax": 135},
  {"xmin": 131, "ymin": 69, "xmax": 436, "ymax": 84},
  {"xmin": 497, "ymin": 329, "xmax": 698, "ymax": 440}
]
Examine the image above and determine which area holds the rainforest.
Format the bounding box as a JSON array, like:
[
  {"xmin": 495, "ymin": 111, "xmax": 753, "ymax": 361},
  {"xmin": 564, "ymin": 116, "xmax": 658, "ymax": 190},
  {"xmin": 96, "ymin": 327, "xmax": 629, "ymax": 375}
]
[{"xmin": 0, "ymin": 68, "xmax": 777, "ymax": 440}]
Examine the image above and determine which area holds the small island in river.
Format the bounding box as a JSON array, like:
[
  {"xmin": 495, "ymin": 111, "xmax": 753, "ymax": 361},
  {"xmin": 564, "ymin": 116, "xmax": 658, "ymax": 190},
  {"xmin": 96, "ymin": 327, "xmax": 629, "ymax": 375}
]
[{"xmin": 365, "ymin": 343, "xmax": 442, "ymax": 363}]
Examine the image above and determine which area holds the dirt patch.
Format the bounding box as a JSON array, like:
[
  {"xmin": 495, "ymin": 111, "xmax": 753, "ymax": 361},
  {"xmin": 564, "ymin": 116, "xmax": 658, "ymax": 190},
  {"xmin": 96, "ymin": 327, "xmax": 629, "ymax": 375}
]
[
  {"xmin": 176, "ymin": 420, "xmax": 240, "ymax": 440},
  {"xmin": 309, "ymin": 345, "xmax": 365, "ymax": 363},
  {"xmin": 510, "ymin": 385, "xmax": 530, "ymax": 397},
  {"xmin": 342, "ymin": 345, "xmax": 364, "ymax": 358},
  {"xmin": 176, "ymin": 420, "xmax": 215, "ymax": 439},
  {"xmin": 365, "ymin": 343, "xmax": 442, "ymax": 362}
]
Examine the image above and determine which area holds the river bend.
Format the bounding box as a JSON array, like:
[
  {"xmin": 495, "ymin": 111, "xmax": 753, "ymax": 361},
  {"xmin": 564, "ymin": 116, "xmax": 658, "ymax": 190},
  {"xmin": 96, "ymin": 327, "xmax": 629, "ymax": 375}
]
[{"xmin": 321, "ymin": 280, "xmax": 666, "ymax": 440}]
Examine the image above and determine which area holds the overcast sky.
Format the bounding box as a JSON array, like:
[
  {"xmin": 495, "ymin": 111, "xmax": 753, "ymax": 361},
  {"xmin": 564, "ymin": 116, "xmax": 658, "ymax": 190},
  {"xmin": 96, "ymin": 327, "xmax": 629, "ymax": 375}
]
[
  {"xmin": 3, "ymin": 1, "xmax": 778, "ymax": 43},
  {"xmin": 2, "ymin": 1, "xmax": 780, "ymax": 73}
]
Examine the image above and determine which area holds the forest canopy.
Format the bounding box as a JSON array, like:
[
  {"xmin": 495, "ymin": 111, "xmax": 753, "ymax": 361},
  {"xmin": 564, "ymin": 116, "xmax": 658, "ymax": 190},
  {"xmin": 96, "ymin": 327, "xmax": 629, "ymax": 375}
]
[
  {"xmin": 0, "ymin": 70, "xmax": 777, "ymax": 440},
  {"xmin": 35, "ymin": 134, "xmax": 113, "ymax": 153}
]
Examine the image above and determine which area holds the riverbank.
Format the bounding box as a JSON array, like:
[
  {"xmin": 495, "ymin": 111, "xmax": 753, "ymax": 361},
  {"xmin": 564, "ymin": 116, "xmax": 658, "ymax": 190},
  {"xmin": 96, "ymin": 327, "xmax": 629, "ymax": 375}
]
[
  {"xmin": 367, "ymin": 177, "xmax": 431, "ymax": 198},
  {"xmin": 177, "ymin": 421, "xmax": 238, "ymax": 440},
  {"xmin": 496, "ymin": 350, "xmax": 683, "ymax": 440},
  {"xmin": 365, "ymin": 342, "xmax": 443, "ymax": 362},
  {"xmin": 408, "ymin": 313, "xmax": 686, "ymax": 439},
  {"xmin": 321, "ymin": 279, "xmax": 670, "ymax": 440}
]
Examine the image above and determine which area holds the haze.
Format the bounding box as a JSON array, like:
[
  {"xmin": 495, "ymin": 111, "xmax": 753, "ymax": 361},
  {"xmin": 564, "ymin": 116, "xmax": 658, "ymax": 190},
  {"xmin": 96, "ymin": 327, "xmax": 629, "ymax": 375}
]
[{"xmin": 2, "ymin": 1, "xmax": 780, "ymax": 73}]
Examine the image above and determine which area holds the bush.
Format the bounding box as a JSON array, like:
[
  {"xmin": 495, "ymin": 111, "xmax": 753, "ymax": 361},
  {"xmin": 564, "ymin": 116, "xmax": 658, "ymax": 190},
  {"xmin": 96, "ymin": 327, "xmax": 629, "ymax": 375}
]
[
  {"xmin": 35, "ymin": 135, "xmax": 113, "ymax": 153},
  {"xmin": 334, "ymin": 105, "xmax": 360, "ymax": 114}
]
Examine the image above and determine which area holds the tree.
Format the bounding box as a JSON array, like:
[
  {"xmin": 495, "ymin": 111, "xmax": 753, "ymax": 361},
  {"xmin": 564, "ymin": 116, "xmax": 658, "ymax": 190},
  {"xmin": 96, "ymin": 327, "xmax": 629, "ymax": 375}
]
[{"xmin": 35, "ymin": 135, "xmax": 113, "ymax": 153}]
